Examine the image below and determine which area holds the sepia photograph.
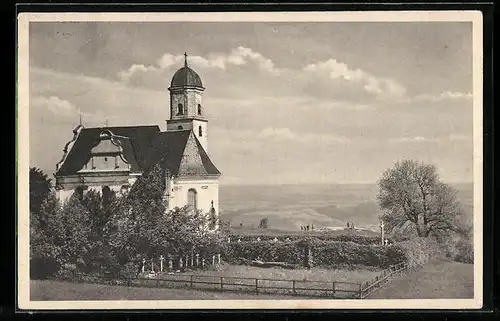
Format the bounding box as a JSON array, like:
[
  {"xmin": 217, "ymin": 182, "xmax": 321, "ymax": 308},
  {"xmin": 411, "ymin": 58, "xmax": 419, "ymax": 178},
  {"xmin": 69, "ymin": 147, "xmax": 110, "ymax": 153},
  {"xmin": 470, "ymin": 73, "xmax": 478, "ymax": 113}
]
[{"xmin": 17, "ymin": 11, "xmax": 483, "ymax": 310}]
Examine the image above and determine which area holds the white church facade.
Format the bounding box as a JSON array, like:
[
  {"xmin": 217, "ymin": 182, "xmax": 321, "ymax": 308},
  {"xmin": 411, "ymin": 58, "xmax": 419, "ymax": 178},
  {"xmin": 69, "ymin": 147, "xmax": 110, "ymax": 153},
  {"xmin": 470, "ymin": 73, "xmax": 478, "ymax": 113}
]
[{"xmin": 54, "ymin": 54, "xmax": 221, "ymax": 225}]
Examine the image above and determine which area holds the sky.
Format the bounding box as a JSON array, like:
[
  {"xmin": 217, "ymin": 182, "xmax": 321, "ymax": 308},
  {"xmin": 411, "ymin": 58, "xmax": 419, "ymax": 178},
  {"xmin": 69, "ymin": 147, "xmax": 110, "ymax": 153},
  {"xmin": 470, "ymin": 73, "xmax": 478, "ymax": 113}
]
[{"xmin": 28, "ymin": 21, "xmax": 474, "ymax": 185}]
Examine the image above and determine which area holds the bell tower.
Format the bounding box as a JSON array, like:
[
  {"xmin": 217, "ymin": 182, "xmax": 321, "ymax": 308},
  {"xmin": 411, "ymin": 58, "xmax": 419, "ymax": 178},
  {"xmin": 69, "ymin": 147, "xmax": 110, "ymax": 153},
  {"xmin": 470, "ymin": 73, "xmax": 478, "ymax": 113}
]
[{"xmin": 166, "ymin": 53, "xmax": 209, "ymax": 151}]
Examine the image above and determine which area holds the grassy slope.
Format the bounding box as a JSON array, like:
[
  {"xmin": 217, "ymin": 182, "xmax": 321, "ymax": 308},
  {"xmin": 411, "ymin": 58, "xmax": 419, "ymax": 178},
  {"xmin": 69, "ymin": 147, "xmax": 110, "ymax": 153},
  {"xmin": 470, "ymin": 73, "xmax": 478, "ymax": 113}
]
[
  {"xmin": 30, "ymin": 280, "xmax": 291, "ymax": 301},
  {"xmin": 369, "ymin": 260, "xmax": 474, "ymax": 299}
]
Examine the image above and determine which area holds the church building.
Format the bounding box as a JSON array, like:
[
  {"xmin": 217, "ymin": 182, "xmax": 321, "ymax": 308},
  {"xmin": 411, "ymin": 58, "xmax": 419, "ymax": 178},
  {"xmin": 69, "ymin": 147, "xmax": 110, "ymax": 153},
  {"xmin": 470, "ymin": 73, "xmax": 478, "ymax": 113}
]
[{"xmin": 54, "ymin": 54, "xmax": 221, "ymax": 226}]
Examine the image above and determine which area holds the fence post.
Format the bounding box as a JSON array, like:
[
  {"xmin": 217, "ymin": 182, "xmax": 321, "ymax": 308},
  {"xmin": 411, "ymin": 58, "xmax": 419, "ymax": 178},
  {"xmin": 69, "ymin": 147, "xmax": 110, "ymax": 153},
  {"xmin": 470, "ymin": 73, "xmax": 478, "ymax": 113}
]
[
  {"xmin": 359, "ymin": 283, "xmax": 363, "ymax": 299},
  {"xmin": 190, "ymin": 275, "xmax": 194, "ymax": 288},
  {"xmin": 255, "ymin": 279, "xmax": 259, "ymax": 294},
  {"xmin": 292, "ymin": 280, "xmax": 296, "ymax": 295},
  {"xmin": 220, "ymin": 277, "xmax": 224, "ymax": 290},
  {"xmin": 332, "ymin": 282, "xmax": 336, "ymax": 297}
]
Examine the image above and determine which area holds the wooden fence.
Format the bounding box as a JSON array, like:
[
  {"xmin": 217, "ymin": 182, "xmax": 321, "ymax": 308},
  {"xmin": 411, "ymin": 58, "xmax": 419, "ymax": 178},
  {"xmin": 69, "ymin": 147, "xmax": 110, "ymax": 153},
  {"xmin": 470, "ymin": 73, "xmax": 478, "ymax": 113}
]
[
  {"xmin": 59, "ymin": 273, "xmax": 363, "ymax": 299},
  {"xmin": 54, "ymin": 262, "xmax": 413, "ymax": 299},
  {"xmin": 359, "ymin": 261, "xmax": 410, "ymax": 299}
]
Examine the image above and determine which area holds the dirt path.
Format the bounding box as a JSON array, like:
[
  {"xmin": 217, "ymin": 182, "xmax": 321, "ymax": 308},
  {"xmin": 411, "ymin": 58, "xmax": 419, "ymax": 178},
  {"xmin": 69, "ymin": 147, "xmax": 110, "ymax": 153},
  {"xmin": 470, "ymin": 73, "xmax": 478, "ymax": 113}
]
[{"xmin": 368, "ymin": 260, "xmax": 474, "ymax": 299}]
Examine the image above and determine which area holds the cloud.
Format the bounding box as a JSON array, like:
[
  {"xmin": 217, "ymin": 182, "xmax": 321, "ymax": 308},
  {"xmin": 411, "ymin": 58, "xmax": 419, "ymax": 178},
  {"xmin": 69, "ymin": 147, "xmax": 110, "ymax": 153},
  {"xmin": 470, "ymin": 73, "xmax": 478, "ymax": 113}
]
[
  {"xmin": 31, "ymin": 95, "xmax": 80, "ymax": 117},
  {"xmin": 213, "ymin": 126, "xmax": 349, "ymax": 146},
  {"xmin": 390, "ymin": 133, "xmax": 471, "ymax": 144},
  {"xmin": 30, "ymin": 67, "xmax": 169, "ymax": 128},
  {"xmin": 408, "ymin": 91, "xmax": 473, "ymax": 103},
  {"xmin": 303, "ymin": 58, "xmax": 407, "ymax": 100},
  {"xmin": 118, "ymin": 46, "xmax": 281, "ymax": 84},
  {"xmin": 117, "ymin": 64, "xmax": 158, "ymax": 83},
  {"xmin": 260, "ymin": 127, "xmax": 350, "ymax": 144}
]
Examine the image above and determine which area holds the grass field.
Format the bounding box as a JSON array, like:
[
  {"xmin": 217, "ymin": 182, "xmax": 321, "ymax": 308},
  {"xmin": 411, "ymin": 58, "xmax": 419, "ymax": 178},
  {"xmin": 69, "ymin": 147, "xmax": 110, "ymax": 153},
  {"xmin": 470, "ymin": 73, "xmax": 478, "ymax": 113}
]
[
  {"xmin": 178, "ymin": 263, "xmax": 381, "ymax": 283},
  {"xmin": 31, "ymin": 260, "xmax": 472, "ymax": 301},
  {"xmin": 369, "ymin": 260, "xmax": 474, "ymax": 299},
  {"xmin": 30, "ymin": 279, "xmax": 291, "ymax": 301},
  {"xmin": 31, "ymin": 264, "xmax": 380, "ymax": 301},
  {"xmin": 147, "ymin": 264, "xmax": 381, "ymax": 298}
]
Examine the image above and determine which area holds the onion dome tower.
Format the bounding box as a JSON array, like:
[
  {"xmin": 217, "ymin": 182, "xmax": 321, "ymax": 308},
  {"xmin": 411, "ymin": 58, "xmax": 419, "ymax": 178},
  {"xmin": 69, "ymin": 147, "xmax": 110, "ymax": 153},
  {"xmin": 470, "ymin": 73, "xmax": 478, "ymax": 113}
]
[{"xmin": 166, "ymin": 52, "xmax": 208, "ymax": 151}]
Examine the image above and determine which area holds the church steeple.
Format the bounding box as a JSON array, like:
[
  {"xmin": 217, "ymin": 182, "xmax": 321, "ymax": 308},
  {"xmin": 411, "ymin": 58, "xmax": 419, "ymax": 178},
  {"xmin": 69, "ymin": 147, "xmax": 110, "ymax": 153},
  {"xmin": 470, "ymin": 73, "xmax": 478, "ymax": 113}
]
[{"xmin": 166, "ymin": 55, "xmax": 209, "ymax": 152}]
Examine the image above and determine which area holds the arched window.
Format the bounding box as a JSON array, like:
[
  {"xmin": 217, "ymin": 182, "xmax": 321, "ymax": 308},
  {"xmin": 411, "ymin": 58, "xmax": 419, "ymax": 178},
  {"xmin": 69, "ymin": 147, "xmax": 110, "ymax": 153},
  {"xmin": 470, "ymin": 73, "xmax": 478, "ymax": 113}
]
[
  {"xmin": 197, "ymin": 104, "xmax": 202, "ymax": 115},
  {"xmin": 198, "ymin": 126, "xmax": 203, "ymax": 137},
  {"xmin": 177, "ymin": 103, "xmax": 183, "ymax": 115},
  {"xmin": 187, "ymin": 188, "xmax": 197, "ymax": 210},
  {"xmin": 102, "ymin": 186, "xmax": 112, "ymax": 205},
  {"xmin": 178, "ymin": 125, "xmax": 183, "ymax": 130}
]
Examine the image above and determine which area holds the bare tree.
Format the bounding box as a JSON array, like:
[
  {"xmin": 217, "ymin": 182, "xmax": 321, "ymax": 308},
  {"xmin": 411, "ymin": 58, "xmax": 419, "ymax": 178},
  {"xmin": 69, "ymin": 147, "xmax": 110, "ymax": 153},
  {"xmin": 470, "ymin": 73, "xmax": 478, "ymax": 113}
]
[{"xmin": 377, "ymin": 159, "xmax": 465, "ymax": 238}]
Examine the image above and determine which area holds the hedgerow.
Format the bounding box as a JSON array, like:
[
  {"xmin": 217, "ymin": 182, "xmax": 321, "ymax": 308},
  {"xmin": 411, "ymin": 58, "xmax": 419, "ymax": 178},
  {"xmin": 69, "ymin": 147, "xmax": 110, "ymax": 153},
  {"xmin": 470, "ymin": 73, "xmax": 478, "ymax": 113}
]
[
  {"xmin": 222, "ymin": 239, "xmax": 405, "ymax": 268},
  {"xmin": 223, "ymin": 241, "xmax": 303, "ymax": 265},
  {"xmin": 226, "ymin": 234, "xmax": 382, "ymax": 245},
  {"xmin": 310, "ymin": 240, "xmax": 405, "ymax": 268}
]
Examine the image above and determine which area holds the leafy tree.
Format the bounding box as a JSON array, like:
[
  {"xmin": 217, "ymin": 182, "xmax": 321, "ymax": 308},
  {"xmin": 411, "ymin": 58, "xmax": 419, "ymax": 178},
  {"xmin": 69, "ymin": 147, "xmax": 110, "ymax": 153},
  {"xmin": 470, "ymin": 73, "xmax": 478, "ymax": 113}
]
[
  {"xmin": 105, "ymin": 162, "xmax": 225, "ymax": 276},
  {"xmin": 377, "ymin": 159, "xmax": 465, "ymax": 238},
  {"xmin": 55, "ymin": 195, "xmax": 93, "ymax": 273},
  {"xmin": 29, "ymin": 167, "xmax": 52, "ymax": 215},
  {"xmin": 259, "ymin": 217, "xmax": 268, "ymax": 229},
  {"xmin": 30, "ymin": 193, "xmax": 61, "ymax": 279},
  {"xmin": 79, "ymin": 188, "xmax": 119, "ymax": 274}
]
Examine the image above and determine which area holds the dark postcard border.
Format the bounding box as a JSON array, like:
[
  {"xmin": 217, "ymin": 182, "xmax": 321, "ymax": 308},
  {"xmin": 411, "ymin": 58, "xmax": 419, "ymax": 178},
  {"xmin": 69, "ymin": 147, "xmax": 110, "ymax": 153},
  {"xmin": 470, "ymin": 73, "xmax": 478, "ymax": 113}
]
[{"xmin": 8, "ymin": 1, "xmax": 496, "ymax": 320}]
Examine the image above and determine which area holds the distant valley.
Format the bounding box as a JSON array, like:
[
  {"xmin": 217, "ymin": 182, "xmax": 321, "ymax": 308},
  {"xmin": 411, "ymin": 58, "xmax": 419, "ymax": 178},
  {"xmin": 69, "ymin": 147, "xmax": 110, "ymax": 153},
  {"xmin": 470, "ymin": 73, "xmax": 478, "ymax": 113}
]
[{"xmin": 219, "ymin": 183, "xmax": 474, "ymax": 232}]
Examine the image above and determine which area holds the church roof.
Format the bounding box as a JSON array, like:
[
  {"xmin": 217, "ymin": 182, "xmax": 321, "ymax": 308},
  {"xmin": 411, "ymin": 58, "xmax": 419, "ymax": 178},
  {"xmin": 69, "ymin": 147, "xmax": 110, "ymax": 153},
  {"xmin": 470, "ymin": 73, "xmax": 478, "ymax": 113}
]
[
  {"xmin": 55, "ymin": 125, "xmax": 220, "ymax": 177},
  {"xmin": 169, "ymin": 66, "xmax": 204, "ymax": 89},
  {"xmin": 56, "ymin": 126, "xmax": 160, "ymax": 175},
  {"xmin": 132, "ymin": 130, "xmax": 220, "ymax": 176}
]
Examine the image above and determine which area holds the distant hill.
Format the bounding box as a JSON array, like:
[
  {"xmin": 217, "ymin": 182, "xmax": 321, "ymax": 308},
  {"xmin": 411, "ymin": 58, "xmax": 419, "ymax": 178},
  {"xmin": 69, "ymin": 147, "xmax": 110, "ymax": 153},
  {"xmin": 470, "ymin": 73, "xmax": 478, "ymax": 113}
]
[{"xmin": 219, "ymin": 182, "xmax": 473, "ymax": 232}]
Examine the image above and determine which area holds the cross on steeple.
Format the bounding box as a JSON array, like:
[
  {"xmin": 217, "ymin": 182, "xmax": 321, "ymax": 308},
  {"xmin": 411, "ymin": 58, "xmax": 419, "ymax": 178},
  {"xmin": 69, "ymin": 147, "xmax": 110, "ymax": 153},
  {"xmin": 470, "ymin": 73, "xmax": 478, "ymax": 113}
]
[{"xmin": 184, "ymin": 52, "xmax": 188, "ymax": 67}]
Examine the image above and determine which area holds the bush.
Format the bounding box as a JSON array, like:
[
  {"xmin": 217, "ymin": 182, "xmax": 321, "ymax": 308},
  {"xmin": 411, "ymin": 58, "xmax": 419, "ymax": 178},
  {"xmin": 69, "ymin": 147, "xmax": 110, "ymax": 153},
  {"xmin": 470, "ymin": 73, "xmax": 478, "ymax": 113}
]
[
  {"xmin": 223, "ymin": 241, "xmax": 302, "ymax": 264},
  {"xmin": 396, "ymin": 237, "xmax": 444, "ymax": 267},
  {"xmin": 453, "ymin": 238, "xmax": 474, "ymax": 264},
  {"xmin": 311, "ymin": 240, "xmax": 405, "ymax": 268},
  {"xmin": 223, "ymin": 239, "xmax": 405, "ymax": 269}
]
